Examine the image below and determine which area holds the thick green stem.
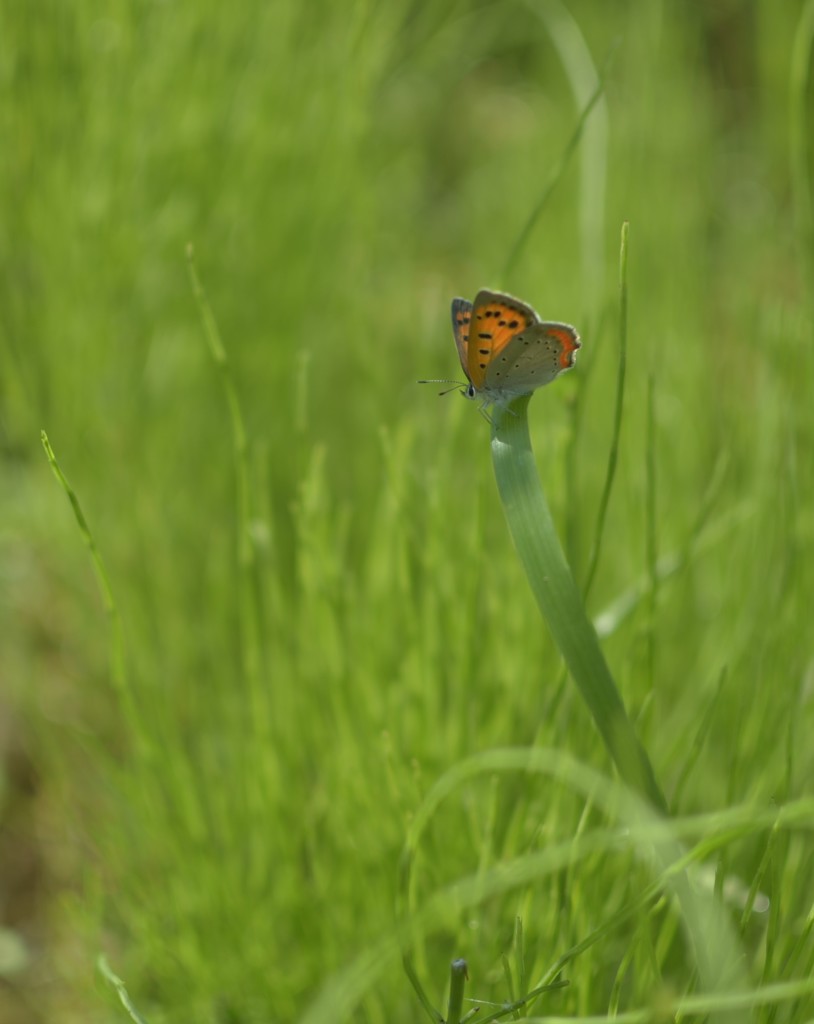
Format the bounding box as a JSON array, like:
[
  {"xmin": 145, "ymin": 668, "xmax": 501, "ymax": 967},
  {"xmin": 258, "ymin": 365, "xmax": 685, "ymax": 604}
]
[
  {"xmin": 446, "ymin": 959, "xmax": 468, "ymax": 1024},
  {"xmin": 490, "ymin": 398, "xmax": 667, "ymax": 812}
]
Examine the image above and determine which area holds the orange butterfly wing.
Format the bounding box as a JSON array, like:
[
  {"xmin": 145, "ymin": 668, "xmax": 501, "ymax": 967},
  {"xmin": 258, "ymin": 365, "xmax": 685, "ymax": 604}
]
[
  {"xmin": 466, "ymin": 290, "xmax": 536, "ymax": 390},
  {"xmin": 451, "ymin": 298, "xmax": 473, "ymax": 379},
  {"xmin": 549, "ymin": 325, "xmax": 581, "ymax": 370}
]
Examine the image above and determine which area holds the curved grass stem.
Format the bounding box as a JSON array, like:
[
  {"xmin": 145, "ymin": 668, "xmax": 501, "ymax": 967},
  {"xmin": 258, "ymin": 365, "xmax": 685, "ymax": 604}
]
[{"xmin": 489, "ymin": 398, "xmax": 667, "ymax": 812}]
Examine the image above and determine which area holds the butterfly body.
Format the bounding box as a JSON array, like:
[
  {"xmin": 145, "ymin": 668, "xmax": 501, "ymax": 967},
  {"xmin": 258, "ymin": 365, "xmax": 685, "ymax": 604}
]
[{"xmin": 451, "ymin": 289, "xmax": 580, "ymax": 409}]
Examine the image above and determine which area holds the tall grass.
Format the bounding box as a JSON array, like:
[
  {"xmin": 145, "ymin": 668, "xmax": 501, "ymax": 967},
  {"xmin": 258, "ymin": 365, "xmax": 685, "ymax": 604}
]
[{"xmin": 2, "ymin": 1, "xmax": 814, "ymax": 1022}]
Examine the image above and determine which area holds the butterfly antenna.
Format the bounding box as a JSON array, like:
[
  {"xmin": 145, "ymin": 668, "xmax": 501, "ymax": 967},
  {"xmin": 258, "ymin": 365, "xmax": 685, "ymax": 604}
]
[{"xmin": 417, "ymin": 378, "xmax": 467, "ymax": 397}]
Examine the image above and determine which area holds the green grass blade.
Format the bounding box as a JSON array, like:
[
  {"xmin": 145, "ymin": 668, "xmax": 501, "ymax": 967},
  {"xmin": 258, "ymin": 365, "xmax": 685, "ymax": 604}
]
[
  {"xmin": 97, "ymin": 956, "xmax": 150, "ymax": 1024},
  {"xmin": 526, "ymin": 0, "xmax": 611, "ymax": 306},
  {"xmin": 644, "ymin": 372, "xmax": 658, "ymax": 696},
  {"xmin": 489, "ymin": 401, "xmax": 667, "ymax": 812},
  {"xmin": 186, "ymin": 244, "xmax": 265, "ymax": 699},
  {"xmin": 40, "ymin": 431, "xmax": 150, "ymax": 756},
  {"xmin": 671, "ymin": 668, "xmax": 726, "ymax": 808},
  {"xmin": 40, "ymin": 431, "xmax": 125, "ymax": 692},
  {"xmin": 402, "ymin": 953, "xmax": 444, "ymax": 1024},
  {"xmin": 470, "ymin": 979, "xmax": 569, "ymax": 1023},
  {"xmin": 501, "ymin": 75, "xmax": 607, "ymax": 283},
  {"xmin": 583, "ymin": 221, "xmax": 629, "ymax": 599}
]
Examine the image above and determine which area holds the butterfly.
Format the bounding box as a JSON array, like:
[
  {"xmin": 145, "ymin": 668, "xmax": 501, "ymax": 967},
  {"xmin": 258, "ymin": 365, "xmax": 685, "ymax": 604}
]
[{"xmin": 422, "ymin": 289, "xmax": 580, "ymax": 414}]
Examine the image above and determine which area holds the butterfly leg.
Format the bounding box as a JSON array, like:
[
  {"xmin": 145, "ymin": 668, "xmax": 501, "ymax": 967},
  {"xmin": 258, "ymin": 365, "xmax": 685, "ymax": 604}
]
[
  {"xmin": 482, "ymin": 400, "xmax": 520, "ymax": 426},
  {"xmin": 477, "ymin": 401, "xmax": 495, "ymax": 426}
]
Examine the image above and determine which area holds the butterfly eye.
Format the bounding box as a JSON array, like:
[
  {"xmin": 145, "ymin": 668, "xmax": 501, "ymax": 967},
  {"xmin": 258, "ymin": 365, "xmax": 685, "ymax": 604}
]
[{"xmin": 465, "ymin": 384, "xmax": 477, "ymax": 400}]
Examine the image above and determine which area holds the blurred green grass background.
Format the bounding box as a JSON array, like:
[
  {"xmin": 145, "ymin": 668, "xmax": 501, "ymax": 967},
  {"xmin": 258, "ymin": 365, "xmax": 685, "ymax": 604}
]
[{"xmin": 2, "ymin": 0, "xmax": 814, "ymax": 1021}]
